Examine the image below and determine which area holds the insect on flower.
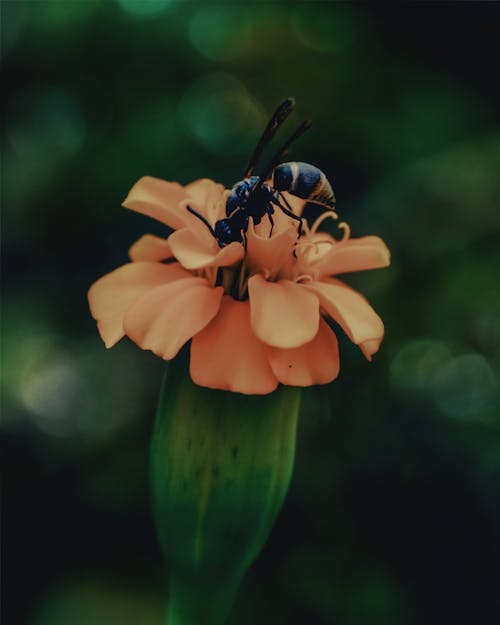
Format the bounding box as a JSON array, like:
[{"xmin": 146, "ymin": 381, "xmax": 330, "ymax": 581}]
[
  {"xmin": 186, "ymin": 98, "xmax": 336, "ymax": 247},
  {"xmin": 88, "ymin": 96, "xmax": 390, "ymax": 395}
]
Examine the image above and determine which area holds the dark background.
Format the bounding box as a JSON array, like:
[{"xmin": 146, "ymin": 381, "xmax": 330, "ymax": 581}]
[{"xmin": 2, "ymin": 2, "xmax": 500, "ymax": 624}]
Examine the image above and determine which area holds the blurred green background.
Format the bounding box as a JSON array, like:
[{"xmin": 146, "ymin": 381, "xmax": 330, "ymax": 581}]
[{"xmin": 2, "ymin": 2, "xmax": 500, "ymax": 624}]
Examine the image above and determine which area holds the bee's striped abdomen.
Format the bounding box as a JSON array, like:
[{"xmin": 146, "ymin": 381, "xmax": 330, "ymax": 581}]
[{"xmin": 273, "ymin": 162, "xmax": 336, "ymax": 209}]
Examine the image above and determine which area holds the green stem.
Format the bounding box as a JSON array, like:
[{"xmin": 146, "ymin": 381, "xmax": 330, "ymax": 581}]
[
  {"xmin": 151, "ymin": 365, "xmax": 300, "ymax": 625},
  {"xmin": 166, "ymin": 573, "xmax": 242, "ymax": 625}
]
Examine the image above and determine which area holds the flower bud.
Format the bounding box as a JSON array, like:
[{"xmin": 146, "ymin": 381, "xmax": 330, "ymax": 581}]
[{"xmin": 151, "ymin": 364, "xmax": 301, "ymax": 625}]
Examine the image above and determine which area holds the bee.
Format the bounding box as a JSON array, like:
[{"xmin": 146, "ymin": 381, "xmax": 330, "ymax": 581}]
[{"xmin": 186, "ymin": 98, "xmax": 335, "ymax": 247}]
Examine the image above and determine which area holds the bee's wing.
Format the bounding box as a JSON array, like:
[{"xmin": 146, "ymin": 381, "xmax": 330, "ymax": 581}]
[{"xmin": 244, "ymin": 98, "xmax": 295, "ymax": 178}]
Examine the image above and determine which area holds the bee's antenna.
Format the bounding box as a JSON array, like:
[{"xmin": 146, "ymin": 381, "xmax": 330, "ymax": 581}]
[
  {"xmin": 260, "ymin": 119, "xmax": 312, "ymax": 182},
  {"xmin": 186, "ymin": 205, "xmax": 216, "ymax": 236},
  {"xmin": 244, "ymin": 97, "xmax": 295, "ymax": 178}
]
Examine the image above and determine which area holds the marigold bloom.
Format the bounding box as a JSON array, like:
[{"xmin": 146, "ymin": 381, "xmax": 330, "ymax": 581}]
[{"xmin": 88, "ymin": 175, "xmax": 390, "ymax": 394}]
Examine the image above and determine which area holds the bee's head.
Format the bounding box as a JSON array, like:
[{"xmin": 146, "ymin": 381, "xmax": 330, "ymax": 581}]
[
  {"xmin": 214, "ymin": 219, "xmax": 238, "ymax": 247},
  {"xmin": 227, "ymin": 177, "xmax": 259, "ymax": 214}
]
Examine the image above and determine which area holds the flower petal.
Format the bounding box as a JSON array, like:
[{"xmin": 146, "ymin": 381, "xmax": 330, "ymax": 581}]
[
  {"xmin": 123, "ymin": 278, "xmax": 223, "ymax": 360},
  {"xmin": 185, "ymin": 178, "xmax": 226, "ymax": 223},
  {"xmin": 88, "ymin": 262, "xmax": 191, "ymax": 348},
  {"xmin": 303, "ymin": 278, "xmax": 384, "ymax": 359},
  {"xmin": 122, "ymin": 176, "xmax": 188, "ymax": 230},
  {"xmin": 248, "ymin": 275, "xmax": 320, "ymax": 348},
  {"xmin": 168, "ymin": 227, "xmax": 244, "ymax": 270},
  {"xmin": 182, "ymin": 180, "xmax": 228, "ymax": 244},
  {"xmin": 359, "ymin": 338, "xmax": 381, "ymax": 361},
  {"xmin": 190, "ymin": 296, "xmax": 278, "ymax": 395},
  {"xmin": 246, "ymin": 218, "xmax": 297, "ymax": 279},
  {"xmin": 314, "ymin": 235, "xmax": 390, "ymax": 277},
  {"xmin": 267, "ymin": 319, "xmax": 340, "ymax": 386},
  {"xmin": 128, "ymin": 234, "xmax": 172, "ymax": 262}
]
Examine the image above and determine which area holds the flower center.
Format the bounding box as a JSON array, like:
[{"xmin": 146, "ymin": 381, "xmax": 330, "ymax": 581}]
[
  {"xmin": 292, "ymin": 210, "xmax": 351, "ymax": 282},
  {"xmin": 199, "ymin": 209, "xmax": 352, "ymax": 299}
]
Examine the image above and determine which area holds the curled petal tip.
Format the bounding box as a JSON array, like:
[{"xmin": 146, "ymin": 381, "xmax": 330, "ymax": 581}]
[
  {"xmin": 315, "ymin": 235, "xmax": 391, "ymax": 277},
  {"xmin": 359, "ymin": 337, "xmax": 383, "ymax": 361},
  {"xmin": 122, "ymin": 176, "xmax": 188, "ymax": 231}
]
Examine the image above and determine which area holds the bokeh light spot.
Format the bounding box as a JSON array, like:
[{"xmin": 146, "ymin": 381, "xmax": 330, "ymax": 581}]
[
  {"xmin": 31, "ymin": 1, "xmax": 97, "ymax": 28},
  {"xmin": 6, "ymin": 88, "xmax": 86, "ymax": 160},
  {"xmin": 31, "ymin": 579, "xmax": 163, "ymax": 625},
  {"xmin": 474, "ymin": 308, "xmax": 500, "ymax": 357},
  {"xmin": 180, "ymin": 74, "xmax": 266, "ymax": 156},
  {"xmin": 292, "ymin": 5, "xmax": 358, "ymax": 53},
  {"xmin": 115, "ymin": 0, "xmax": 178, "ymax": 17},
  {"xmin": 1, "ymin": 310, "xmax": 157, "ymax": 446},
  {"xmin": 19, "ymin": 353, "xmax": 86, "ymax": 437},
  {"xmin": 432, "ymin": 353, "xmax": 498, "ymax": 420},
  {"xmin": 0, "ymin": 1, "xmax": 28, "ymax": 58},
  {"xmin": 188, "ymin": 7, "xmax": 254, "ymax": 61},
  {"xmin": 391, "ymin": 339, "xmax": 498, "ymax": 422},
  {"xmin": 390, "ymin": 338, "xmax": 453, "ymax": 392},
  {"xmin": 3, "ymin": 88, "xmax": 86, "ymax": 222}
]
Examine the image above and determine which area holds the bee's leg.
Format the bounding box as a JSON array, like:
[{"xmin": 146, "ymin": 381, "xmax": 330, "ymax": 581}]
[
  {"xmin": 277, "ymin": 192, "xmax": 294, "ymax": 214},
  {"xmin": 242, "ymin": 216, "xmax": 250, "ymax": 249},
  {"xmin": 273, "ymin": 195, "xmax": 304, "ymax": 238},
  {"xmin": 266, "ymin": 205, "xmax": 275, "ymax": 238}
]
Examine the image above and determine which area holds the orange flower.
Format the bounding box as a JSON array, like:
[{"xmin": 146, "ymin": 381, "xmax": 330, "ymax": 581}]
[{"xmin": 88, "ymin": 176, "xmax": 390, "ymax": 394}]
